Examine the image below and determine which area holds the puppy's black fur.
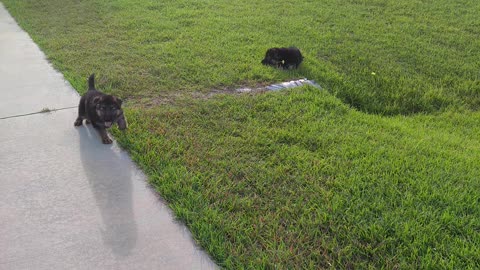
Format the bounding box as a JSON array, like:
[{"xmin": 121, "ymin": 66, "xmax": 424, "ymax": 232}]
[
  {"xmin": 74, "ymin": 74, "xmax": 127, "ymax": 144},
  {"xmin": 261, "ymin": 47, "xmax": 304, "ymax": 69}
]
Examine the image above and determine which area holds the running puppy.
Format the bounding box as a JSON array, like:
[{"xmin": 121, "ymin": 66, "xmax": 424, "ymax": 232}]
[
  {"xmin": 261, "ymin": 47, "xmax": 304, "ymax": 69},
  {"xmin": 74, "ymin": 74, "xmax": 127, "ymax": 144}
]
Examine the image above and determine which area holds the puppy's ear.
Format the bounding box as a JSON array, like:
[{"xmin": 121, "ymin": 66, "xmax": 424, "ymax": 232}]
[
  {"xmin": 92, "ymin": 96, "xmax": 102, "ymax": 105},
  {"xmin": 267, "ymin": 48, "xmax": 277, "ymax": 58},
  {"xmin": 273, "ymin": 48, "xmax": 280, "ymax": 57}
]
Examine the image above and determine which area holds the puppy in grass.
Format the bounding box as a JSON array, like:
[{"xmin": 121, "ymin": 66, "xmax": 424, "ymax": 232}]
[
  {"xmin": 74, "ymin": 74, "xmax": 127, "ymax": 144},
  {"xmin": 261, "ymin": 47, "xmax": 304, "ymax": 69}
]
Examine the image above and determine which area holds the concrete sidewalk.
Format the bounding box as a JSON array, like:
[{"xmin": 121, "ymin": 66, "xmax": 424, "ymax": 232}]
[{"xmin": 0, "ymin": 4, "xmax": 217, "ymax": 270}]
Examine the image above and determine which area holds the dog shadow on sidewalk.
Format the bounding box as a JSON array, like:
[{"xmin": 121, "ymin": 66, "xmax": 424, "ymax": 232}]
[{"xmin": 77, "ymin": 125, "xmax": 137, "ymax": 258}]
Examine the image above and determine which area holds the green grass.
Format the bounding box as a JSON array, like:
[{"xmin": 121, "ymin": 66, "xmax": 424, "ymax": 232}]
[
  {"xmin": 3, "ymin": 0, "xmax": 480, "ymax": 268},
  {"xmin": 114, "ymin": 89, "xmax": 480, "ymax": 268},
  {"xmin": 4, "ymin": 0, "xmax": 480, "ymax": 115}
]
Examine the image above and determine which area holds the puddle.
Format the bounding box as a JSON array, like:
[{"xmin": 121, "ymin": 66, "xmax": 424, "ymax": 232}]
[
  {"xmin": 235, "ymin": 78, "xmax": 322, "ymax": 93},
  {"xmin": 265, "ymin": 78, "xmax": 322, "ymax": 91}
]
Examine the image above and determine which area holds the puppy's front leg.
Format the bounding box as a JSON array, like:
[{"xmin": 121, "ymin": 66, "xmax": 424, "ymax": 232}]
[
  {"xmin": 99, "ymin": 128, "xmax": 113, "ymax": 144},
  {"xmin": 74, "ymin": 117, "xmax": 84, "ymax": 126},
  {"xmin": 93, "ymin": 124, "xmax": 112, "ymax": 144},
  {"xmin": 74, "ymin": 96, "xmax": 86, "ymax": 126},
  {"xmin": 116, "ymin": 114, "xmax": 128, "ymax": 130}
]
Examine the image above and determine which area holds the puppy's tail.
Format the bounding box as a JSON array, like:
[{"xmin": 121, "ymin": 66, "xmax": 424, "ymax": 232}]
[{"xmin": 88, "ymin": 74, "xmax": 95, "ymax": 90}]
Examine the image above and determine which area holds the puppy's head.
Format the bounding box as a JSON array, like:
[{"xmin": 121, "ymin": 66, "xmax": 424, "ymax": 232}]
[
  {"xmin": 287, "ymin": 47, "xmax": 303, "ymax": 61},
  {"xmin": 93, "ymin": 95, "xmax": 123, "ymax": 128},
  {"xmin": 261, "ymin": 48, "xmax": 281, "ymax": 66}
]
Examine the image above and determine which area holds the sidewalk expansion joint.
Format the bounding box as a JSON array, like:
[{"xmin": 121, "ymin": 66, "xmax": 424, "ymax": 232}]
[{"xmin": 0, "ymin": 106, "xmax": 77, "ymax": 120}]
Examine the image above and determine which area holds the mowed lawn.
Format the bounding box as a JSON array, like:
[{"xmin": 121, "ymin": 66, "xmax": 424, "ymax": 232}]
[{"xmin": 3, "ymin": 0, "xmax": 480, "ymax": 268}]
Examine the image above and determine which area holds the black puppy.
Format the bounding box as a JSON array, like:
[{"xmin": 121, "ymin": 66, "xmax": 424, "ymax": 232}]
[
  {"xmin": 74, "ymin": 74, "xmax": 127, "ymax": 144},
  {"xmin": 261, "ymin": 47, "xmax": 304, "ymax": 69}
]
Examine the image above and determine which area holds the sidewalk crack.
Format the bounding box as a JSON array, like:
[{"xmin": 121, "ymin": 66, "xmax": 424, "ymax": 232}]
[{"xmin": 0, "ymin": 106, "xmax": 77, "ymax": 120}]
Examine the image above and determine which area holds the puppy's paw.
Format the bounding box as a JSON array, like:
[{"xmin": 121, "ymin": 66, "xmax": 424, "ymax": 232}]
[
  {"xmin": 117, "ymin": 117, "xmax": 128, "ymax": 131},
  {"xmin": 102, "ymin": 136, "xmax": 113, "ymax": 144},
  {"xmin": 85, "ymin": 119, "xmax": 91, "ymax": 124},
  {"xmin": 74, "ymin": 118, "xmax": 83, "ymax": 126}
]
